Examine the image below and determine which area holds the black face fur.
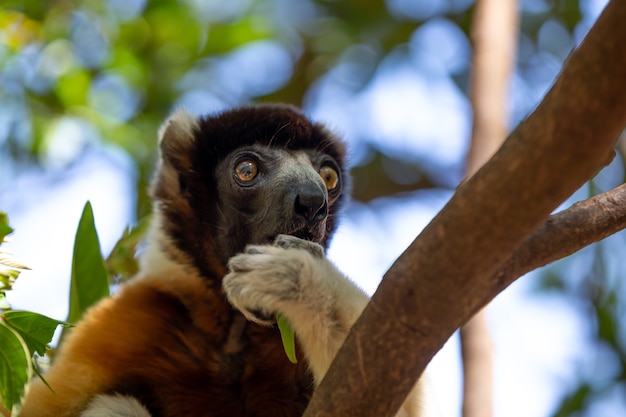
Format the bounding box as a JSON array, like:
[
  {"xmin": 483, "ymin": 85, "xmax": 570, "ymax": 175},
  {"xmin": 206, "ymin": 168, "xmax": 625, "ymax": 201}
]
[{"xmin": 152, "ymin": 104, "xmax": 348, "ymax": 282}]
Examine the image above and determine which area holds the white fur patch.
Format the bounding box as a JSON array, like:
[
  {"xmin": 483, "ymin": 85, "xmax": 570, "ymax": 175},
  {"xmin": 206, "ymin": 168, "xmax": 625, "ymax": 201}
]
[
  {"xmin": 157, "ymin": 108, "xmax": 197, "ymax": 146},
  {"xmin": 81, "ymin": 394, "xmax": 151, "ymax": 417},
  {"xmin": 138, "ymin": 209, "xmax": 192, "ymax": 279}
]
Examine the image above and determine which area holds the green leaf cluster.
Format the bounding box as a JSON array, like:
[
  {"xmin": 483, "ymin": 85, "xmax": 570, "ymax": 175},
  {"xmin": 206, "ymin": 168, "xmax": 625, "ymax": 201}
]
[
  {"xmin": 0, "ymin": 311, "xmax": 68, "ymax": 413},
  {"xmin": 0, "ymin": 212, "xmax": 71, "ymax": 414},
  {"xmin": 0, "ymin": 202, "xmax": 115, "ymax": 413},
  {"xmin": 0, "ymin": 213, "xmax": 30, "ymax": 310},
  {"xmin": 0, "ymin": 311, "xmax": 70, "ymax": 414}
]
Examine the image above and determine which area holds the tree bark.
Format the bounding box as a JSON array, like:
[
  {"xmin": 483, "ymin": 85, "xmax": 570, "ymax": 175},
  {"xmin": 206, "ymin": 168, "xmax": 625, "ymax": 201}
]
[
  {"xmin": 303, "ymin": 1, "xmax": 626, "ymax": 416},
  {"xmin": 462, "ymin": 1, "xmax": 518, "ymax": 416},
  {"xmin": 495, "ymin": 182, "xmax": 626, "ymax": 288}
]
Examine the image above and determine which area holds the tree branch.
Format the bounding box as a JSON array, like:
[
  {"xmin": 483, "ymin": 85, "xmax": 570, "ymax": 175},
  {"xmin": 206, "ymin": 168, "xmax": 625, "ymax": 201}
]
[
  {"xmin": 303, "ymin": 1, "xmax": 626, "ymax": 416},
  {"xmin": 494, "ymin": 182, "xmax": 626, "ymax": 291}
]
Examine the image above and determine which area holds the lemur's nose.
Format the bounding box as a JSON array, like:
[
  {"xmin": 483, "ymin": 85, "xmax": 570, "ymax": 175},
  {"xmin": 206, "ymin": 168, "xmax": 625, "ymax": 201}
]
[{"xmin": 294, "ymin": 183, "xmax": 328, "ymax": 224}]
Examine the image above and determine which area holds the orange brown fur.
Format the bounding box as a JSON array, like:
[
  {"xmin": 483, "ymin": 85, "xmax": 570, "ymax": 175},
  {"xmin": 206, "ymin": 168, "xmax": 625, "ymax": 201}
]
[{"xmin": 20, "ymin": 266, "xmax": 312, "ymax": 417}]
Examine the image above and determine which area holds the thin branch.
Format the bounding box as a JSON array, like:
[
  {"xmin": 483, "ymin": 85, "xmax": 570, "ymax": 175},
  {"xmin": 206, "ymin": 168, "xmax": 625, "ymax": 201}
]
[
  {"xmin": 494, "ymin": 182, "xmax": 626, "ymax": 290},
  {"xmin": 303, "ymin": 1, "xmax": 626, "ymax": 416}
]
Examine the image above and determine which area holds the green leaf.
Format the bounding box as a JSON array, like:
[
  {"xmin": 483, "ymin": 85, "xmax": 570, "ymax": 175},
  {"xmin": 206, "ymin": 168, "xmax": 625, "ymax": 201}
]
[
  {"xmin": 0, "ymin": 293, "xmax": 9, "ymax": 310},
  {"xmin": 276, "ymin": 314, "xmax": 297, "ymax": 364},
  {"xmin": 3, "ymin": 311, "xmax": 70, "ymax": 357},
  {"xmin": 55, "ymin": 69, "xmax": 91, "ymax": 107},
  {"xmin": 67, "ymin": 202, "xmax": 110, "ymax": 324},
  {"xmin": 596, "ymin": 295, "xmax": 618, "ymax": 346},
  {"xmin": 0, "ymin": 318, "xmax": 32, "ymax": 414},
  {"xmin": 0, "ymin": 212, "xmax": 14, "ymax": 243},
  {"xmin": 0, "ymin": 213, "xmax": 28, "ymax": 294},
  {"xmin": 552, "ymin": 384, "xmax": 591, "ymax": 417},
  {"xmin": 105, "ymin": 215, "xmax": 151, "ymax": 284},
  {"xmin": 0, "ymin": 269, "xmax": 20, "ymax": 291},
  {"xmin": 556, "ymin": 0, "xmax": 583, "ymax": 32}
]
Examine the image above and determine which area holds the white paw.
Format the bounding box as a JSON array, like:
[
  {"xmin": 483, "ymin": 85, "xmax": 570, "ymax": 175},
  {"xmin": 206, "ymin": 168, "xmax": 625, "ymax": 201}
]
[
  {"xmin": 81, "ymin": 394, "xmax": 151, "ymax": 417},
  {"xmin": 223, "ymin": 245, "xmax": 314, "ymax": 325}
]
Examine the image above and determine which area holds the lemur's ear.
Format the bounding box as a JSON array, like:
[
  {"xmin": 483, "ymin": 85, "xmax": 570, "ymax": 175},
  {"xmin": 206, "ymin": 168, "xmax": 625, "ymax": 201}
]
[{"xmin": 158, "ymin": 109, "xmax": 198, "ymax": 171}]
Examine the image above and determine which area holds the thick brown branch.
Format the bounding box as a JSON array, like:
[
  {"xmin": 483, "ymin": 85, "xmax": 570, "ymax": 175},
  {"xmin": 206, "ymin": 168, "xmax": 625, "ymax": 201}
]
[{"xmin": 303, "ymin": 1, "xmax": 626, "ymax": 416}]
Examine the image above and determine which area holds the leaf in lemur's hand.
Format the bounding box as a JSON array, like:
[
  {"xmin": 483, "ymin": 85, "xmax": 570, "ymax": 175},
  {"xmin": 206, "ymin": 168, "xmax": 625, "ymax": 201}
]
[
  {"xmin": 0, "ymin": 318, "xmax": 32, "ymax": 415},
  {"xmin": 3, "ymin": 311, "xmax": 70, "ymax": 357},
  {"xmin": 67, "ymin": 201, "xmax": 110, "ymax": 324},
  {"xmin": 276, "ymin": 313, "xmax": 297, "ymax": 364}
]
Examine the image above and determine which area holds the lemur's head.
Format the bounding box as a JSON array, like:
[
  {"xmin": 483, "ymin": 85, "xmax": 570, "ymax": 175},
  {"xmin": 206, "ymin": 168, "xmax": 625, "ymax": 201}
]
[{"xmin": 147, "ymin": 104, "xmax": 348, "ymax": 280}]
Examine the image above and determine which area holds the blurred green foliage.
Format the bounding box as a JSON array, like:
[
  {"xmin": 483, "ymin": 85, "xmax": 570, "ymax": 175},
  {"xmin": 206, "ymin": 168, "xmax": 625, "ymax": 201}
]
[{"xmin": 0, "ymin": 0, "xmax": 596, "ymax": 211}]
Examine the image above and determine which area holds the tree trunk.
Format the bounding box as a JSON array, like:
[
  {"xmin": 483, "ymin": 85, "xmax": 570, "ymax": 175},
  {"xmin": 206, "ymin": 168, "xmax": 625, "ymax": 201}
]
[{"xmin": 461, "ymin": 1, "xmax": 518, "ymax": 416}]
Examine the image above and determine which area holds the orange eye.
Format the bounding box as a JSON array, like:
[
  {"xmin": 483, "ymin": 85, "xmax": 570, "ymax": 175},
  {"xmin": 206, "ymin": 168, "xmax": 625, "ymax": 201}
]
[
  {"xmin": 235, "ymin": 160, "xmax": 258, "ymax": 182},
  {"xmin": 319, "ymin": 166, "xmax": 339, "ymax": 191}
]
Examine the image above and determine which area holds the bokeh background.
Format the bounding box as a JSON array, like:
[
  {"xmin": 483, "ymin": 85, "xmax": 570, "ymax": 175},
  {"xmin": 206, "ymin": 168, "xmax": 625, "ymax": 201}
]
[{"xmin": 1, "ymin": 0, "xmax": 625, "ymax": 416}]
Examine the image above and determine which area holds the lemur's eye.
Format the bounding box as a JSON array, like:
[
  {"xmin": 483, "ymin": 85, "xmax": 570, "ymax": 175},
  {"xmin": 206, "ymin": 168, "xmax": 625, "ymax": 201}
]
[
  {"xmin": 319, "ymin": 166, "xmax": 339, "ymax": 191},
  {"xmin": 235, "ymin": 160, "xmax": 258, "ymax": 182}
]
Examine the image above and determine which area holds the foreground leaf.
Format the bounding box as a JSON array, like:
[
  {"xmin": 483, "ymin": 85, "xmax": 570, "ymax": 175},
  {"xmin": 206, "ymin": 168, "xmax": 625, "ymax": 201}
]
[
  {"xmin": 3, "ymin": 311, "xmax": 70, "ymax": 357},
  {"xmin": 276, "ymin": 314, "xmax": 297, "ymax": 364},
  {"xmin": 67, "ymin": 202, "xmax": 110, "ymax": 324},
  {"xmin": 0, "ymin": 319, "xmax": 31, "ymax": 414}
]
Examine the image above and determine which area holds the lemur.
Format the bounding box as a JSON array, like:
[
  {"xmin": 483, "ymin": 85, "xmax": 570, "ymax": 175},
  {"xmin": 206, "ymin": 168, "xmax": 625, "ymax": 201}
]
[{"xmin": 11, "ymin": 105, "xmax": 429, "ymax": 417}]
